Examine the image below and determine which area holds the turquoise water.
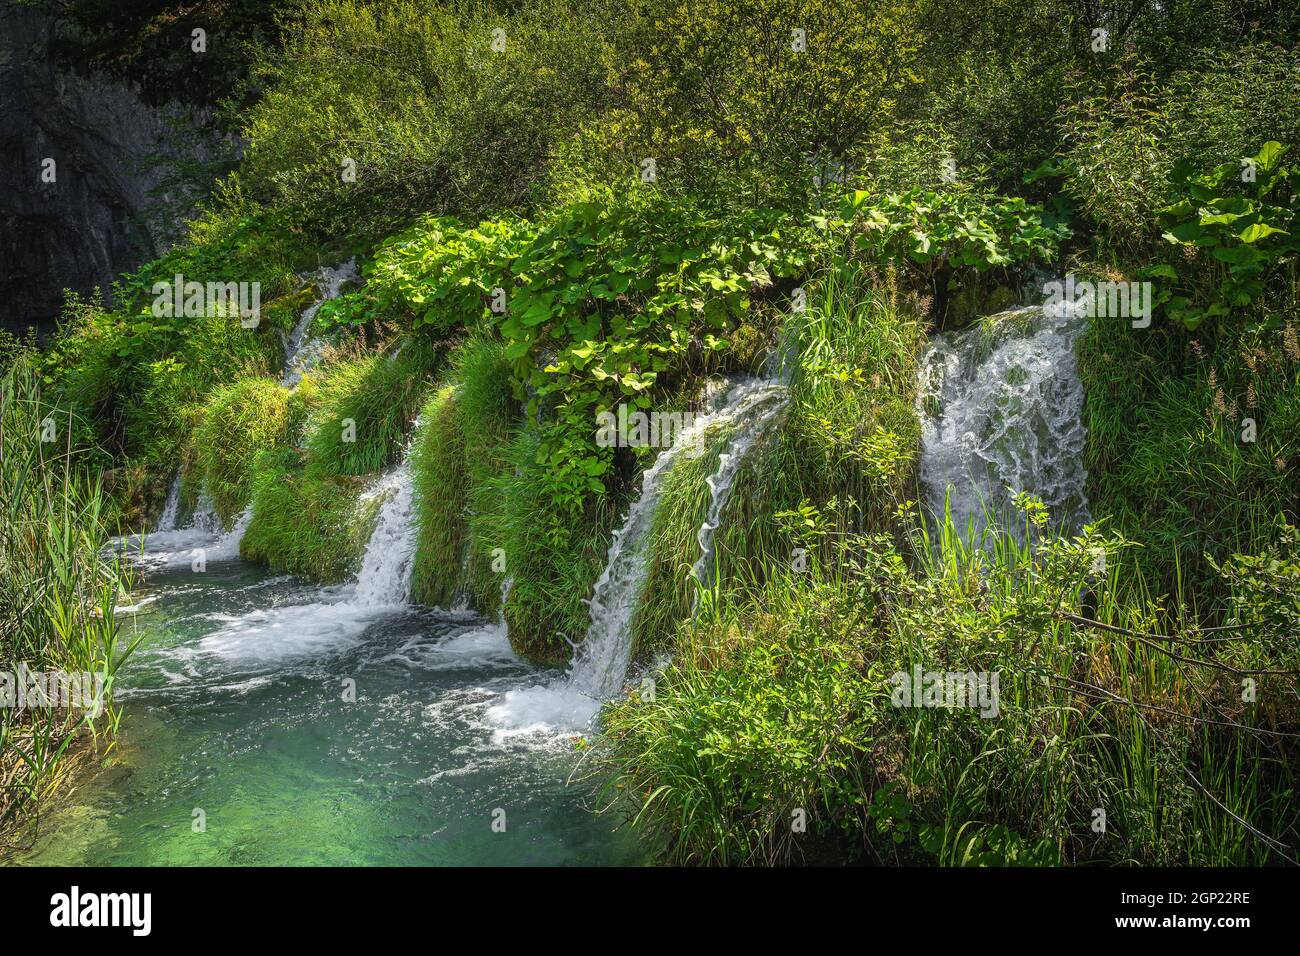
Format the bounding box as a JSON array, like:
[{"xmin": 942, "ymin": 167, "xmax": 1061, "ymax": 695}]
[{"xmin": 16, "ymin": 553, "xmax": 644, "ymax": 866}]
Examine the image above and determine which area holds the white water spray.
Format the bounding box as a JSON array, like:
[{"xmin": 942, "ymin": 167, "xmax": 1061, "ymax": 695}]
[
  {"xmin": 154, "ymin": 475, "xmax": 182, "ymax": 532},
  {"xmin": 917, "ymin": 297, "xmax": 1091, "ymax": 540},
  {"xmin": 352, "ymin": 459, "xmax": 420, "ymax": 607},
  {"xmin": 690, "ymin": 385, "xmax": 788, "ymax": 598},
  {"xmin": 570, "ymin": 376, "xmax": 788, "ymax": 700}
]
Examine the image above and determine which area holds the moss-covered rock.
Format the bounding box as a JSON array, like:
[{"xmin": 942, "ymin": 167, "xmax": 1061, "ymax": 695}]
[
  {"xmin": 241, "ymin": 447, "xmax": 377, "ymax": 582},
  {"xmin": 194, "ymin": 377, "xmax": 292, "ymax": 528}
]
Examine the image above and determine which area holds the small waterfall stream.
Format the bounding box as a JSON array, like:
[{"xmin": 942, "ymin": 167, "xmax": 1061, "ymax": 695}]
[
  {"xmin": 154, "ymin": 475, "xmax": 182, "ymax": 532},
  {"xmin": 352, "ymin": 460, "xmax": 419, "ymax": 607},
  {"xmin": 283, "ymin": 260, "xmax": 358, "ymax": 387},
  {"xmin": 917, "ymin": 297, "xmax": 1091, "ymax": 539},
  {"xmin": 488, "ymin": 376, "xmax": 789, "ymax": 725},
  {"xmin": 690, "ymin": 385, "xmax": 788, "ymax": 597}
]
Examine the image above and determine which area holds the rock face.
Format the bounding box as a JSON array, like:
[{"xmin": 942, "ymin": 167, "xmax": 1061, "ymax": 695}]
[{"xmin": 0, "ymin": 4, "xmax": 220, "ymax": 337}]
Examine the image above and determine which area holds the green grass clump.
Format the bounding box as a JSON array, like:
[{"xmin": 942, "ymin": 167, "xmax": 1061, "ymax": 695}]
[
  {"xmin": 1079, "ymin": 314, "xmax": 1300, "ymax": 603},
  {"xmin": 305, "ymin": 341, "xmax": 437, "ymax": 477},
  {"xmin": 194, "ymin": 377, "xmax": 293, "ymax": 528},
  {"xmin": 494, "ymin": 433, "xmax": 614, "ymax": 663},
  {"xmin": 603, "ymin": 511, "xmax": 1300, "ymax": 866},
  {"xmin": 632, "ymin": 259, "xmax": 924, "ymax": 656},
  {"xmin": 410, "ymin": 386, "xmax": 468, "ymax": 607},
  {"xmin": 241, "ymin": 448, "xmax": 377, "ymax": 582},
  {"xmin": 409, "ymin": 334, "xmax": 517, "ymax": 610},
  {"xmin": 1, "ymin": 361, "xmax": 135, "ymax": 843}
]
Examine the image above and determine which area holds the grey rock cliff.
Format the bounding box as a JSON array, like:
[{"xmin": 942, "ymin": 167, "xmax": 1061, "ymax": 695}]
[{"xmin": 0, "ymin": 3, "xmax": 222, "ymax": 336}]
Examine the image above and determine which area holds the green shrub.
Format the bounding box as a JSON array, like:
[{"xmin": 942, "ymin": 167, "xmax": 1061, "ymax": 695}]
[
  {"xmin": 194, "ymin": 377, "xmax": 293, "ymax": 527},
  {"xmin": 241, "ymin": 448, "xmax": 377, "ymax": 582},
  {"xmin": 304, "ymin": 341, "xmax": 436, "ymax": 477},
  {"xmin": 604, "ymin": 511, "xmax": 1300, "ymax": 865},
  {"xmin": 238, "ymin": 0, "xmax": 620, "ymax": 240},
  {"xmin": 558, "ymin": 0, "xmax": 922, "ymax": 210},
  {"xmin": 1145, "ymin": 142, "xmax": 1297, "ymax": 330}
]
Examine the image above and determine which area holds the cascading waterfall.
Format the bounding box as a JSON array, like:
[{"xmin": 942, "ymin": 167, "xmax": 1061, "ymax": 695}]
[
  {"xmin": 282, "ymin": 259, "xmax": 358, "ymax": 388},
  {"xmin": 208, "ymin": 507, "xmax": 254, "ymax": 561},
  {"xmin": 689, "ymin": 384, "xmax": 788, "ymax": 599},
  {"xmin": 154, "ymin": 475, "xmax": 182, "ymax": 532},
  {"xmin": 352, "ymin": 459, "xmax": 419, "ymax": 607},
  {"xmin": 186, "ymin": 491, "xmax": 220, "ymax": 533},
  {"xmin": 916, "ymin": 296, "xmax": 1091, "ymax": 540},
  {"xmin": 567, "ymin": 376, "xmax": 788, "ymax": 701},
  {"xmin": 182, "ymin": 260, "xmax": 359, "ymax": 560}
]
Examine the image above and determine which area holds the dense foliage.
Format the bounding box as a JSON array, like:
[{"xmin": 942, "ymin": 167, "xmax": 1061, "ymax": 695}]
[{"xmin": 12, "ymin": 0, "xmax": 1300, "ymax": 863}]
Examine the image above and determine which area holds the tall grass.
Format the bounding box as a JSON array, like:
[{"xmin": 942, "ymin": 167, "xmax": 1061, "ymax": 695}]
[
  {"xmin": 601, "ymin": 505, "xmax": 1299, "ymax": 866},
  {"xmin": 0, "ymin": 361, "xmax": 136, "ymax": 846},
  {"xmin": 305, "ymin": 338, "xmax": 437, "ymax": 478},
  {"xmin": 194, "ymin": 377, "xmax": 293, "ymax": 528}
]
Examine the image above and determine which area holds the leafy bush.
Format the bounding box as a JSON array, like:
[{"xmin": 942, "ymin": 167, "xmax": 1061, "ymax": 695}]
[
  {"xmin": 1146, "ymin": 142, "xmax": 1297, "ymax": 330},
  {"xmin": 556, "ymin": 0, "xmax": 923, "ymax": 209},
  {"xmin": 368, "ymin": 189, "xmax": 823, "ymax": 529},
  {"xmin": 238, "ymin": 0, "xmax": 620, "ymax": 239},
  {"xmin": 842, "ymin": 185, "xmax": 1068, "ymax": 320}
]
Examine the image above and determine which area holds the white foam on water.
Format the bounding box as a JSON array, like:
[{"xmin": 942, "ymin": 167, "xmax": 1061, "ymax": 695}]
[
  {"xmin": 187, "ymin": 456, "xmax": 419, "ymax": 665},
  {"xmin": 484, "ymin": 683, "xmax": 603, "ymax": 741},
  {"xmin": 195, "ymin": 597, "xmax": 380, "ymax": 663}
]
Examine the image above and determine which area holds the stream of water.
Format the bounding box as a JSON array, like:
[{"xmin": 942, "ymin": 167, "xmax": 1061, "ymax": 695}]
[
  {"xmin": 17, "ymin": 485, "xmax": 642, "ymax": 865},
  {"xmin": 18, "ymin": 358, "xmax": 791, "ymax": 865}
]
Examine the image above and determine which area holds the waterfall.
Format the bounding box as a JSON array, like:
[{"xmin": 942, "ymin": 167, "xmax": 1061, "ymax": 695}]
[
  {"xmin": 208, "ymin": 507, "xmax": 253, "ymax": 560},
  {"xmin": 352, "ymin": 460, "xmax": 419, "ymax": 607},
  {"xmin": 282, "ymin": 259, "xmax": 358, "ymax": 388},
  {"xmin": 690, "ymin": 385, "xmax": 788, "ymax": 598},
  {"xmin": 567, "ymin": 377, "xmax": 788, "ymax": 700},
  {"xmin": 916, "ymin": 297, "xmax": 1091, "ymax": 540},
  {"xmin": 186, "ymin": 491, "xmax": 220, "ymax": 534},
  {"xmin": 154, "ymin": 475, "xmax": 182, "ymax": 532}
]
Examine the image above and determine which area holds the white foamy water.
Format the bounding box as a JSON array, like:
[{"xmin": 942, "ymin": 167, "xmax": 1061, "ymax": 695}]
[
  {"xmin": 353, "ymin": 460, "xmax": 419, "ymax": 607},
  {"xmin": 154, "ymin": 475, "xmax": 182, "ymax": 532},
  {"xmin": 690, "ymin": 385, "xmax": 788, "ymax": 596},
  {"xmin": 485, "ymin": 377, "xmax": 790, "ymax": 739},
  {"xmin": 570, "ymin": 377, "xmax": 788, "ymax": 700},
  {"xmin": 193, "ymin": 457, "xmax": 420, "ymax": 661},
  {"xmin": 917, "ymin": 298, "xmax": 1091, "ymax": 540},
  {"xmin": 282, "ymin": 260, "xmax": 358, "ymax": 387}
]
